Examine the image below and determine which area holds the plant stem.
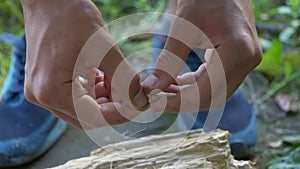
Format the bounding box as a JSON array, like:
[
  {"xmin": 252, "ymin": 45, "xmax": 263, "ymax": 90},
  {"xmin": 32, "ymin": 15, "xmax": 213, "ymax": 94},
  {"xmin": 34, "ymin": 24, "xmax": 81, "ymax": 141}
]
[{"xmin": 258, "ymin": 70, "xmax": 300, "ymax": 103}]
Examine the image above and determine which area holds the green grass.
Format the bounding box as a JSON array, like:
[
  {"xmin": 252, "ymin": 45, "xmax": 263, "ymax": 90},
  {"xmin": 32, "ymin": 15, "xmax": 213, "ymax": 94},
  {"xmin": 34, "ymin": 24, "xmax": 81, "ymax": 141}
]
[
  {"xmin": 0, "ymin": 0, "xmax": 164, "ymax": 97},
  {"xmin": 0, "ymin": 0, "xmax": 24, "ymax": 96},
  {"xmin": 0, "ymin": 42, "xmax": 13, "ymax": 96}
]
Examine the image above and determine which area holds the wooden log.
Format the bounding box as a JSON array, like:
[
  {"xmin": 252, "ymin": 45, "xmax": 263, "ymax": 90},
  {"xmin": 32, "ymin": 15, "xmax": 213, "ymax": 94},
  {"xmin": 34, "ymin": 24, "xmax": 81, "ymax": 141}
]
[{"xmin": 50, "ymin": 129, "xmax": 254, "ymax": 169}]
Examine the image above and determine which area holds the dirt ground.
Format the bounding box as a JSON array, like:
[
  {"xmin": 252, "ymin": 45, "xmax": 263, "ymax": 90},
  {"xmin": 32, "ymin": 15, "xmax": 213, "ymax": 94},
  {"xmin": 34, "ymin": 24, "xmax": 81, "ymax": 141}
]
[{"xmin": 247, "ymin": 72, "xmax": 300, "ymax": 168}]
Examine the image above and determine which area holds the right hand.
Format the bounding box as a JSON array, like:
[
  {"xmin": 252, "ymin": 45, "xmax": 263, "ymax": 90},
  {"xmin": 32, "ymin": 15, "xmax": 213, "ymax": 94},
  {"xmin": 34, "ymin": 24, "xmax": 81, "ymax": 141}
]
[
  {"xmin": 143, "ymin": 0, "xmax": 262, "ymax": 112},
  {"xmin": 22, "ymin": 0, "xmax": 148, "ymax": 129}
]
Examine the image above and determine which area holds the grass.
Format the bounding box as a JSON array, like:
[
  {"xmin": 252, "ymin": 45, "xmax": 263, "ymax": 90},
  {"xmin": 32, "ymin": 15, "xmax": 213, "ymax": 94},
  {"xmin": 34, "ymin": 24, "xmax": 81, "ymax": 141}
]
[
  {"xmin": 0, "ymin": 0, "xmax": 24, "ymax": 95},
  {"xmin": 0, "ymin": 43, "xmax": 13, "ymax": 96},
  {"xmin": 0, "ymin": 0, "xmax": 162, "ymax": 95}
]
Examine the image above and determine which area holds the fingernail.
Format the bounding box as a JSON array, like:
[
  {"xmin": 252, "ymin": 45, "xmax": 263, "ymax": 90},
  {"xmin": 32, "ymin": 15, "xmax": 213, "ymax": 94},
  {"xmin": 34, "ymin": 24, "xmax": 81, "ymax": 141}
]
[
  {"xmin": 96, "ymin": 70, "xmax": 101, "ymax": 77},
  {"xmin": 149, "ymin": 94, "xmax": 160, "ymax": 104},
  {"xmin": 96, "ymin": 97, "xmax": 109, "ymax": 104},
  {"xmin": 133, "ymin": 89, "xmax": 149, "ymax": 111},
  {"xmin": 143, "ymin": 74, "xmax": 159, "ymax": 90}
]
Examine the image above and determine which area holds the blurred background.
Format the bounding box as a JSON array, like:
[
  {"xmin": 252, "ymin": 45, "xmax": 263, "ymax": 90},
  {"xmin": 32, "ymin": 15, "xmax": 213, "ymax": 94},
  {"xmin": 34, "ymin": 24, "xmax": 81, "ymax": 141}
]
[{"xmin": 0, "ymin": 0, "xmax": 299, "ymax": 168}]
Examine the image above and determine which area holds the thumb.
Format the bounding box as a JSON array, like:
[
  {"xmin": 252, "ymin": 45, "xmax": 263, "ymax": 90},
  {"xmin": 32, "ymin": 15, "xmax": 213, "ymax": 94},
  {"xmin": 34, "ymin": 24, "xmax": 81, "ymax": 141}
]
[
  {"xmin": 143, "ymin": 36, "xmax": 191, "ymax": 93},
  {"xmin": 143, "ymin": 11, "xmax": 208, "ymax": 93},
  {"xmin": 129, "ymin": 74, "xmax": 150, "ymax": 111}
]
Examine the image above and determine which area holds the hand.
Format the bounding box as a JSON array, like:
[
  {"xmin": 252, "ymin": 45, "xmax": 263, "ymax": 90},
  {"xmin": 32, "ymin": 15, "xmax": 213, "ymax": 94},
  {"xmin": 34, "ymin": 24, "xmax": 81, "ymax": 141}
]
[
  {"xmin": 143, "ymin": 0, "xmax": 262, "ymax": 112},
  {"xmin": 22, "ymin": 0, "xmax": 148, "ymax": 129}
]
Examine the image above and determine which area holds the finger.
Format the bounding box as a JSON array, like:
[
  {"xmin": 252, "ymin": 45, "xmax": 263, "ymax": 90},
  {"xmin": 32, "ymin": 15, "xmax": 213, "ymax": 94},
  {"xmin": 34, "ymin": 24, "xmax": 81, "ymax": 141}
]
[
  {"xmin": 103, "ymin": 74, "xmax": 111, "ymax": 90},
  {"xmin": 163, "ymin": 84, "xmax": 180, "ymax": 93},
  {"xmin": 175, "ymin": 71, "xmax": 199, "ymax": 85},
  {"xmin": 99, "ymin": 102, "xmax": 137, "ymax": 126},
  {"xmin": 94, "ymin": 82, "xmax": 110, "ymax": 98},
  {"xmin": 141, "ymin": 16, "xmax": 192, "ymax": 92},
  {"xmin": 173, "ymin": 64, "xmax": 206, "ymax": 86},
  {"xmin": 151, "ymin": 48, "xmax": 230, "ymax": 113},
  {"xmin": 111, "ymin": 59, "xmax": 149, "ymax": 111},
  {"xmin": 96, "ymin": 97, "xmax": 109, "ymax": 104},
  {"xmin": 70, "ymin": 95, "xmax": 129, "ymax": 130},
  {"xmin": 85, "ymin": 68, "xmax": 97, "ymax": 87},
  {"xmin": 142, "ymin": 13, "xmax": 211, "ymax": 93},
  {"xmin": 95, "ymin": 69, "xmax": 104, "ymax": 84},
  {"xmin": 142, "ymin": 46, "xmax": 190, "ymax": 93},
  {"xmin": 130, "ymin": 76, "xmax": 149, "ymax": 111},
  {"xmin": 73, "ymin": 77, "xmax": 112, "ymax": 127},
  {"xmin": 73, "ymin": 77, "xmax": 136, "ymax": 128},
  {"xmin": 150, "ymin": 83, "xmax": 200, "ymax": 113}
]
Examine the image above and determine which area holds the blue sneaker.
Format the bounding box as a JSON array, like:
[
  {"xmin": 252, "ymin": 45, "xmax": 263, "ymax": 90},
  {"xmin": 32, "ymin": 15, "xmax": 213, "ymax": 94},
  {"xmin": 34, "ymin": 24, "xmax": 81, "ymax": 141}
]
[
  {"xmin": 151, "ymin": 18, "xmax": 258, "ymax": 159},
  {"xmin": 0, "ymin": 33, "xmax": 67, "ymax": 167},
  {"xmin": 191, "ymin": 91, "xmax": 258, "ymax": 159}
]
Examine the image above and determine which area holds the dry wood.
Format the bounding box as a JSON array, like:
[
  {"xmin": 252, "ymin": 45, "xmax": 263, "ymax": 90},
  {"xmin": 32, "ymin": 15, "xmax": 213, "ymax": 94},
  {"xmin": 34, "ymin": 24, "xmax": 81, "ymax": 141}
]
[{"xmin": 50, "ymin": 129, "xmax": 254, "ymax": 169}]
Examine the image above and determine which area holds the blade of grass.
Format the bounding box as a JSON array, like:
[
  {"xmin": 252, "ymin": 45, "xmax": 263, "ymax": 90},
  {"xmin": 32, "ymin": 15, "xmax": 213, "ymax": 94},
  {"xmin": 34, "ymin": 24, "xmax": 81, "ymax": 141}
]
[{"xmin": 258, "ymin": 70, "xmax": 300, "ymax": 103}]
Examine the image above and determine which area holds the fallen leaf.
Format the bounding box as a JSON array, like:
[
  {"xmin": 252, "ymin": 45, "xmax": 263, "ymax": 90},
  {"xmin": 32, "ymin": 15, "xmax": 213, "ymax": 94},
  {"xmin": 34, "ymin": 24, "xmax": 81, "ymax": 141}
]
[
  {"xmin": 275, "ymin": 94, "xmax": 299, "ymax": 114},
  {"xmin": 268, "ymin": 140, "xmax": 283, "ymax": 148},
  {"xmin": 283, "ymin": 135, "xmax": 300, "ymax": 145}
]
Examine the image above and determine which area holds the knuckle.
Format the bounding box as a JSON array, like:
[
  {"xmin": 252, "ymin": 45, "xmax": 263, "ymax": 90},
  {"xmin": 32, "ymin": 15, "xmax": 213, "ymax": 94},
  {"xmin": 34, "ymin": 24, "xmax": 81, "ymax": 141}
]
[
  {"xmin": 25, "ymin": 79, "xmax": 56, "ymax": 107},
  {"xmin": 35, "ymin": 88, "xmax": 53, "ymax": 107},
  {"xmin": 24, "ymin": 82, "xmax": 38, "ymax": 104},
  {"xmin": 234, "ymin": 33, "xmax": 263, "ymax": 68}
]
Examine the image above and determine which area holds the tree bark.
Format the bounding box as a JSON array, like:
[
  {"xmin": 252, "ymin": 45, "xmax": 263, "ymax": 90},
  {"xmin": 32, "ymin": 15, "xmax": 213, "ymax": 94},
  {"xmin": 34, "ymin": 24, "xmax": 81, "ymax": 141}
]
[{"xmin": 50, "ymin": 129, "xmax": 254, "ymax": 169}]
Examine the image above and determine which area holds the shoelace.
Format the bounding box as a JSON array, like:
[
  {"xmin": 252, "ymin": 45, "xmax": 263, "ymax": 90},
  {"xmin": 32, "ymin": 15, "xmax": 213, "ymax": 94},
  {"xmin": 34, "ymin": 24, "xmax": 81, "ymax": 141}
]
[{"xmin": 0, "ymin": 33, "xmax": 26, "ymax": 102}]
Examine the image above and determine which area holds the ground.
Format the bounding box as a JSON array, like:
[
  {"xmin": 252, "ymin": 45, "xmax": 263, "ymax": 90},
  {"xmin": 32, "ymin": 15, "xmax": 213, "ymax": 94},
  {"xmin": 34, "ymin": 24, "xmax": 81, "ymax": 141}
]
[{"xmin": 8, "ymin": 56, "xmax": 299, "ymax": 169}]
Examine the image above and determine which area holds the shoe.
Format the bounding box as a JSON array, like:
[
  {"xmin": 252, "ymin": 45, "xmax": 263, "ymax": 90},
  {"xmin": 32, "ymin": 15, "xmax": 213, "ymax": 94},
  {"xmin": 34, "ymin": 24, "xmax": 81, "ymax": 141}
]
[
  {"xmin": 191, "ymin": 91, "xmax": 258, "ymax": 159},
  {"xmin": 0, "ymin": 33, "xmax": 67, "ymax": 167},
  {"xmin": 151, "ymin": 18, "xmax": 258, "ymax": 159}
]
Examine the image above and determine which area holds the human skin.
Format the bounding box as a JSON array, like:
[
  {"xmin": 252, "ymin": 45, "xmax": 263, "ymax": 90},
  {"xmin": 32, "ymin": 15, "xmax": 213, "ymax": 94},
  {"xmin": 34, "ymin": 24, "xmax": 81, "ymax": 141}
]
[
  {"xmin": 21, "ymin": 0, "xmax": 149, "ymax": 129},
  {"xmin": 21, "ymin": 0, "xmax": 262, "ymax": 128},
  {"xmin": 143, "ymin": 0, "xmax": 262, "ymax": 113}
]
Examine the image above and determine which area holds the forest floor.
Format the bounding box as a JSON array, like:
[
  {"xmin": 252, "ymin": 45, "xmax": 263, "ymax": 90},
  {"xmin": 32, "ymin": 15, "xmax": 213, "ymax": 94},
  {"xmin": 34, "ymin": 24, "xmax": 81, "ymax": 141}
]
[{"xmin": 11, "ymin": 55, "xmax": 299, "ymax": 169}]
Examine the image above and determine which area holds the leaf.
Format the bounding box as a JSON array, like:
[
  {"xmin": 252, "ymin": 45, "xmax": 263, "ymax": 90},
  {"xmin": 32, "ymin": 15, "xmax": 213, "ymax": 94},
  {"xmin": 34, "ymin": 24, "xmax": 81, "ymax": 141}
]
[
  {"xmin": 268, "ymin": 162, "xmax": 300, "ymax": 169},
  {"xmin": 283, "ymin": 135, "xmax": 300, "ymax": 145},
  {"xmin": 268, "ymin": 140, "xmax": 283, "ymax": 149},
  {"xmin": 276, "ymin": 6, "xmax": 293, "ymax": 15},
  {"xmin": 275, "ymin": 94, "xmax": 291, "ymax": 113},
  {"xmin": 259, "ymin": 37, "xmax": 272, "ymax": 50},
  {"xmin": 284, "ymin": 53, "xmax": 300, "ymax": 71},
  {"xmin": 256, "ymin": 40, "xmax": 283, "ymax": 77},
  {"xmin": 291, "ymin": 20, "xmax": 300, "ymax": 28},
  {"xmin": 267, "ymin": 148, "xmax": 300, "ymax": 169},
  {"xmin": 275, "ymin": 94, "xmax": 299, "ymax": 113},
  {"xmin": 289, "ymin": 0, "xmax": 300, "ymax": 11},
  {"xmin": 279, "ymin": 27, "xmax": 296, "ymax": 44},
  {"xmin": 291, "ymin": 147, "xmax": 300, "ymax": 163}
]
